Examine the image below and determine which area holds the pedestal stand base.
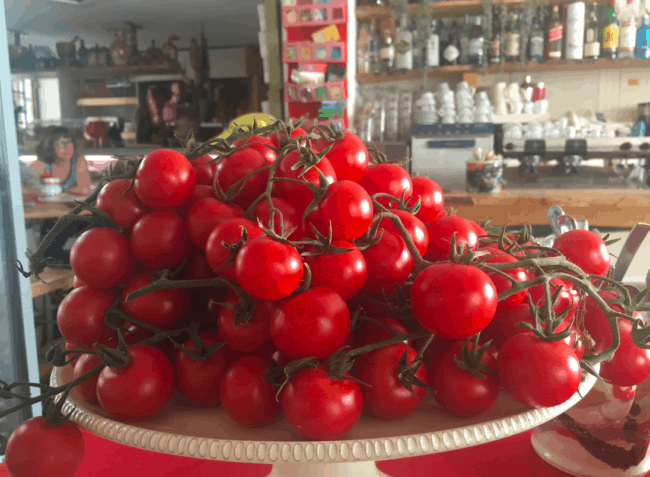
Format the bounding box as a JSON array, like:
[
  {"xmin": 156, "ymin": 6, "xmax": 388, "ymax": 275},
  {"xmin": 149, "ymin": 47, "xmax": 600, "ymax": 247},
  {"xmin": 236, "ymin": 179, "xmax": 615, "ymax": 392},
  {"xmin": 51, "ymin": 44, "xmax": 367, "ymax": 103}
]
[{"xmin": 266, "ymin": 461, "xmax": 391, "ymax": 477}]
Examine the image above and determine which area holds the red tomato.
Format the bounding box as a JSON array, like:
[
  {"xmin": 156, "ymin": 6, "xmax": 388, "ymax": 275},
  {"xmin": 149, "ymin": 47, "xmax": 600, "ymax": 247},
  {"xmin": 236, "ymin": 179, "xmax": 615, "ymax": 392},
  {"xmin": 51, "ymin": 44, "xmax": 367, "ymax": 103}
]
[
  {"xmin": 191, "ymin": 154, "xmax": 217, "ymax": 185},
  {"xmin": 121, "ymin": 270, "xmax": 190, "ymax": 330},
  {"xmin": 70, "ymin": 227, "xmax": 132, "ymax": 289},
  {"xmin": 599, "ymin": 313, "xmax": 650, "ymax": 386},
  {"xmin": 354, "ymin": 343, "xmax": 427, "ymax": 419},
  {"xmin": 582, "ymin": 290, "xmax": 624, "ymax": 354},
  {"xmin": 96, "ymin": 178, "xmax": 148, "ymax": 231},
  {"xmin": 252, "ymin": 197, "xmax": 305, "ymax": 240},
  {"xmin": 471, "ymin": 221, "xmax": 488, "ymax": 238},
  {"xmin": 57, "ymin": 287, "xmax": 117, "ymax": 348},
  {"xmin": 274, "ymin": 148, "xmax": 337, "ymax": 211},
  {"xmin": 173, "ymin": 332, "xmax": 228, "ymax": 407},
  {"xmin": 303, "ymin": 240, "xmax": 367, "ymax": 301},
  {"xmin": 218, "ymin": 294, "xmax": 274, "ymax": 352},
  {"xmin": 214, "ymin": 148, "xmax": 269, "ymax": 210},
  {"xmin": 232, "ymin": 136, "xmax": 277, "ymax": 165},
  {"xmin": 552, "ymin": 230, "xmax": 610, "ymax": 276},
  {"xmin": 186, "ymin": 197, "xmax": 245, "ymax": 251},
  {"xmin": 411, "ymin": 263, "xmax": 498, "ymax": 339},
  {"xmin": 73, "ymin": 276, "xmax": 84, "ymax": 288},
  {"xmin": 483, "ymin": 250, "xmax": 532, "ymax": 309},
  {"xmin": 425, "ymin": 215, "xmax": 478, "ymax": 262},
  {"xmin": 73, "ymin": 353, "xmax": 103, "ymax": 404},
  {"xmin": 359, "ymin": 164, "xmax": 413, "ymax": 210},
  {"xmin": 498, "ymin": 332, "xmax": 581, "ymax": 408},
  {"xmin": 282, "ymin": 364, "xmax": 362, "ymax": 440},
  {"xmin": 359, "ymin": 230, "xmax": 413, "ymax": 297},
  {"xmin": 130, "ymin": 211, "xmax": 192, "ymax": 269},
  {"xmin": 527, "ymin": 278, "xmax": 579, "ymax": 321},
  {"xmin": 268, "ymin": 127, "xmax": 308, "ymax": 149},
  {"xmin": 235, "ymin": 237, "xmax": 303, "ymax": 301},
  {"xmin": 429, "ymin": 340, "xmax": 500, "ymax": 417},
  {"xmin": 406, "ymin": 176, "xmax": 444, "ymax": 224},
  {"xmin": 306, "ymin": 180, "xmax": 373, "ymax": 242},
  {"xmin": 205, "ymin": 218, "xmax": 264, "ymax": 282},
  {"xmin": 176, "ymin": 249, "xmax": 217, "ymax": 295},
  {"xmin": 97, "ymin": 345, "xmax": 174, "ymax": 420},
  {"xmin": 271, "ymin": 287, "xmax": 350, "ymax": 360},
  {"xmin": 5, "ymin": 416, "xmax": 85, "ymax": 477},
  {"xmin": 220, "ymin": 356, "xmax": 283, "ymax": 426},
  {"xmin": 355, "ymin": 317, "xmax": 410, "ymax": 348},
  {"xmin": 134, "ymin": 149, "xmax": 196, "ymax": 210},
  {"xmin": 312, "ymin": 131, "xmax": 369, "ymax": 182},
  {"xmin": 172, "ymin": 184, "xmax": 216, "ymax": 218},
  {"xmin": 378, "ymin": 209, "xmax": 429, "ymax": 257}
]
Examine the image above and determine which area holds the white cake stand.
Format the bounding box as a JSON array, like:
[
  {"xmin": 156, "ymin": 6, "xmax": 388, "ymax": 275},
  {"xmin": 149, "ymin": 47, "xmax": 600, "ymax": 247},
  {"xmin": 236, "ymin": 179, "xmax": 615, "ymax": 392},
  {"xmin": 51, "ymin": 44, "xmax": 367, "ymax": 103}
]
[{"xmin": 52, "ymin": 364, "xmax": 598, "ymax": 477}]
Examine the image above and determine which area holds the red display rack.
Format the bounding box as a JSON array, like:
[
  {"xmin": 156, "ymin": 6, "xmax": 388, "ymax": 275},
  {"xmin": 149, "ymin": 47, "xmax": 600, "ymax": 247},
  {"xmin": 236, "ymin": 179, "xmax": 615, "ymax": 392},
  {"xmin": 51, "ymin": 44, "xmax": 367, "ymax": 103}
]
[{"xmin": 284, "ymin": 80, "xmax": 347, "ymax": 103}]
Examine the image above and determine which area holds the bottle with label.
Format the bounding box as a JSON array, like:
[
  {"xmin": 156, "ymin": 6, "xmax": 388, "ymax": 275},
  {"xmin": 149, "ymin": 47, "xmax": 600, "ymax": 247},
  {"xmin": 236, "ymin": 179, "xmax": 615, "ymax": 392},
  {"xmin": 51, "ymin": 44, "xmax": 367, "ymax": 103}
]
[
  {"xmin": 459, "ymin": 14, "xmax": 472, "ymax": 64},
  {"xmin": 411, "ymin": 18, "xmax": 423, "ymax": 69},
  {"xmin": 369, "ymin": 20, "xmax": 381, "ymax": 74},
  {"xmin": 505, "ymin": 11, "xmax": 521, "ymax": 62},
  {"xmin": 395, "ymin": 14, "xmax": 413, "ymax": 71},
  {"xmin": 528, "ymin": 7, "xmax": 545, "ymax": 62},
  {"xmin": 77, "ymin": 39, "xmax": 89, "ymax": 67},
  {"xmin": 442, "ymin": 20, "xmax": 461, "ymax": 65},
  {"xmin": 380, "ymin": 30, "xmax": 395, "ymax": 73},
  {"xmin": 468, "ymin": 16, "xmax": 485, "ymax": 65},
  {"xmin": 426, "ymin": 19, "xmax": 440, "ymax": 67},
  {"xmin": 546, "ymin": 5, "xmax": 564, "ymax": 60},
  {"xmin": 357, "ymin": 22, "xmax": 371, "ymax": 74},
  {"xmin": 635, "ymin": 13, "xmax": 650, "ymax": 58},
  {"xmin": 602, "ymin": 0, "xmax": 619, "ymax": 58},
  {"xmin": 565, "ymin": 1, "xmax": 586, "ymax": 60},
  {"xmin": 584, "ymin": 1, "xmax": 600, "ymax": 59},
  {"xmin": 619, "ymin": 0, "xmax": 637, "ymax": 58},
  {"xmin": 490, "ymin": 5, "xmax": 503, "ymax": 63},
  {"xmin": 88, "ymin": 44, "xmax": 99, "ymax": 67}
]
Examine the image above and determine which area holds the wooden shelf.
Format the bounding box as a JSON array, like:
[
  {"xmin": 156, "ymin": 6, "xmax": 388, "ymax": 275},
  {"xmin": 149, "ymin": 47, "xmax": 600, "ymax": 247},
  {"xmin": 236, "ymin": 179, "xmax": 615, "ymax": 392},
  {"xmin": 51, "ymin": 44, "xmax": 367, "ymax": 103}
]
[
  {"xmin": 77, "ymin": 97, "xmax": 139, "ymax": 106},
  {"xmin": 31, "ymin": 268, "xmax": 75, "ymax": 298},
  {"xmin": 12, "ymin": 65, "xmax": 182, "ymax": 77}
]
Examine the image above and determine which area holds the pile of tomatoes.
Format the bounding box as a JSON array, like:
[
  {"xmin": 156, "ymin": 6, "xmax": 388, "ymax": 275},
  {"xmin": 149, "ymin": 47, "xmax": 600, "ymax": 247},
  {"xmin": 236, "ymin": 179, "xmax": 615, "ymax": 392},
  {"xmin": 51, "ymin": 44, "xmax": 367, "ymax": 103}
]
[{"xmin": 5, "ymin": 123, "xmax": 650, "ymax": 477}]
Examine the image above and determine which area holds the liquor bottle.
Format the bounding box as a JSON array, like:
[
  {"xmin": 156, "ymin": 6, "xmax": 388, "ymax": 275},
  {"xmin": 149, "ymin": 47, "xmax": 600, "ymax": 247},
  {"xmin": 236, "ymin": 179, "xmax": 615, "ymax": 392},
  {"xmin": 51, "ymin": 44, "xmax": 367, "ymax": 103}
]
[
  {"xmin": 369, "ymin": 20, "xmax": 382, "ymax": 74},
  {"xmin": 468, "ymin": 16, "xmax": 485, "ymax": 65},
  {"xmin": 356, "ymin": 22, "xmax": 370, "ymax": 75},
  {"xmin": 442, "ymin": 20, "xmax": 461, "ymax": 65},
  {"xmin": 565, "ymin": 1, "xmax": 586, "ymax": 60},
  {"xmin": 426, "ymin": 19, "xmax": 440, "ymax": 67},
  {"xmin": 602, "ymin": 0, "xmax": 619, "ymax": 59},
  {"xmin": 88, "ymin": 43, "xmax": 99, "ymax": 67},
  {"xmin": 411, "ymin": 18, "xmax": 423, "ymax": 69},
  {"xmin": 504, "ymin": 11, "xmax": 521, "ymax": 62},
  {"xmin": 380, "ymin": 30, "xmax": 395, "ymax": 73},
  {"xmin": 77, "ymin": 39, "xmax": 89, "ymax": 67},
  {"xmin": 459, "ymin": 14, "xmax": 472, "ymax": 64},
  {"xmin": 635, "ymin": 13, "xmax": 650, "ymax": 58},
  {"xmin": 438, "ymin": 18, "xmax": 450, "ymax": 65},
  {"xmin": 490, "ymin": 6, "xmax": 503, "ymax": 63},
  {"xmin": 395, "ymin": 14, "xmax": 413, "ymax": 71},
  {"xmin": 584, "ymin": 1, "xmax": 600, "ymax": 59},
  {"xmin": 546, "ymin": 5, "xmax": 564, "ymax": 60},
  {"xmin": 619, "ymin": 0, "xmax": 636, "ymax": 58},
  {"xmin": 528, "ymin": 7, "xmax": 545, "ymax": 62}
]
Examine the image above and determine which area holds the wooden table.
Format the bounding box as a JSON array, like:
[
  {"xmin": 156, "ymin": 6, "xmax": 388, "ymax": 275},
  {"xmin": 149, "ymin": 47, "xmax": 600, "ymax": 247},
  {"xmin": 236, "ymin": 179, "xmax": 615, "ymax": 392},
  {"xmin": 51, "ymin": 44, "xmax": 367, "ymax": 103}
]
[
  {"xmin": 445, "ymin": 188, "xmax": 650, "ymax": 228},
  {"xmin": 23, "ymin": 202, "xmax": 76, "ymax": 220},
  {"xmin": 30, "ymin": 268, "xmax": 75, "ymax": 298}
]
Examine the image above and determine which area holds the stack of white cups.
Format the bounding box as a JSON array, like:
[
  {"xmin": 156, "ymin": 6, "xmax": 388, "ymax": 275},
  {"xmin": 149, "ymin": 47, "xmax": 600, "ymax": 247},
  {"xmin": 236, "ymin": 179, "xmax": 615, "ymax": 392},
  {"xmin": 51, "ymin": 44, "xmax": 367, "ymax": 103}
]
[
  {"xmin": 456, "ymin": 81, "xmax": 475, "ymax": 123},
  {"xmin": 415, "ymin": 92, "xmax": 437, "ymax": 125},
  {"xmin": 474, "ymin": 91, "xmax": 494, "ymax": 123},
  {"xmin": 437, "ymin": 83, "xmax": 456, "ymax": 124}
]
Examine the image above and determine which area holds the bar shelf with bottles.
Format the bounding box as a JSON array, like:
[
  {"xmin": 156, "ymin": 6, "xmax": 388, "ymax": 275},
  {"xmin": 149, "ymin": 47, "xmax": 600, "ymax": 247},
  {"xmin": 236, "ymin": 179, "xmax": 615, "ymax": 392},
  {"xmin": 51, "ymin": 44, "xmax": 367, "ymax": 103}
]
[{"xmin": 356, "ymin": 0, "xmax": 650, "ymax": 84}]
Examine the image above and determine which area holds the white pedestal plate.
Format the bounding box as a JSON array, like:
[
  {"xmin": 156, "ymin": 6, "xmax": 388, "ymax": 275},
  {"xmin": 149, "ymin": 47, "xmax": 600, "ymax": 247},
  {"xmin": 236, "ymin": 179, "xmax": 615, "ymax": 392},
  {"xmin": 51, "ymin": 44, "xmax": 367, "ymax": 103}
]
[{"xmin": 52, "ymin": 365, "xmax": 598, "ymax": 477}]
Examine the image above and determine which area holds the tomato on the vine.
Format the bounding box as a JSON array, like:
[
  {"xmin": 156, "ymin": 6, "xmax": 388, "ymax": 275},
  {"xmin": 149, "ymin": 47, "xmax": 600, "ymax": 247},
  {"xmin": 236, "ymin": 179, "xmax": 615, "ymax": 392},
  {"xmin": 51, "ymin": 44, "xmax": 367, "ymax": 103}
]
[
  {"xmin": 482, "ymin": 249, "xmax": 533, "ymax": 310},
  {"xmin": 186, "ymin": 197, "xmax": 245, "ymax": 251},
  {"xmin": 252, "ymin": 197, "xmax": 305, "ymax": 240},
  {"xmin": 553, "ymin": 230, "xmax": 610, "ymax": 277},
  {"xmin": 359, "ymin": 164, "xmax": 413, "ymax": 210},
  {"xmin": 268, "ymin": 127, "xmax": 308, "ymax": 149},
  {"xmin": 191, "ymin": 154, "xmax": 217, "ymax": 185},
  {"xmin": 527, "ymin": 278, "xmax": 579, "ymax": 320},
  {"xmin": 406, "ymin": 176, "xmax": 444, "ymax": 224},
  {"xmin": 359, "ymin": 230, "xmax": 413, "ymax": 297},
  {"xmin": 134, "ymin": 149, "xmax": 196, "ymax": 210},
  {"xmin": 355, "ymin": 317, "xmax": 410, "ymax": 348},
  {"xmin": 425, "ymin": 215, "xmax": 478, "ymax": 262},
  {"xmin": 303, "ymin": 240, "xmax": 367, "ymax": 300},
  {"xmin": 599, "ymin": 313, "xmax": 650, "ymax": 387},
  {"xmin": 205, "ymin": 218, "xmax": 264, "ymax": 282},
  {"xmin": 172, "ymin": 184, "xmax": 216, "ymax": 218},
  {"xmin": 95, "ymin": 178, "xmax": 148, "ymax": 231},
  {"xmin": 214, "ymin": 148, "xmax": 270, "ymax": 209},
  {"xmin": 312, "ymin": 131, "xmax": 369, "ymax": 183},
  {"xmin": 218, "ymin": 294, "xmax": 275, "ymax": 352},
  {"xmin": 57, "ymin": 287, "xmax": 117, "ymax": 348},
  {"xmin": 232, "ymin": 136, "xmax": 277, "ymax": 165},
  {"xmin": 378, "ymin": 209, "xmax": 429, "ymax": 257},
  {"xmin": 73, "ymin": 353, "xmax": 103, "ymax": 404},
  {"xmin": 130, "ymin": 211, "xmax": 192, "ymax": 270}
]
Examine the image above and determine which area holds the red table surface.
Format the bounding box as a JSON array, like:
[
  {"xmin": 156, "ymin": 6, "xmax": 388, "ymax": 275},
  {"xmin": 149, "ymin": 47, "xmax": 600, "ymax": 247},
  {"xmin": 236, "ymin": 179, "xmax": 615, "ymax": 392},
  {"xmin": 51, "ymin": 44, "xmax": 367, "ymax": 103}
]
[{"xmin": 5, "ymin": 427, "xmax": 645, "ymax": 477}]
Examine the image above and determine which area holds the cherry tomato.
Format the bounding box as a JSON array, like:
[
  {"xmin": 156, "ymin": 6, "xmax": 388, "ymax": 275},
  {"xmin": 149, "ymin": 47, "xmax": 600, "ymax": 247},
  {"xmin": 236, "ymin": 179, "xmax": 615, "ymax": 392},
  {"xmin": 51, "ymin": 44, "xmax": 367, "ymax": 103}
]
[
  {"xmin": 97, "ymin": 345, "xmax": 174, "ymax": 420},
  {"xmin": 252, "ymin": 197, "xmax": 305, "ymax": 240},
  {"xmin": 130, "ymin": 211, "xmax": 192, "ymax": 269},
  {"xmin": 312, "ymin": 131, "xmax": 369, "ymax": 183},
  {"xmin": 173, "ymin": 332, "xmax": 228, "ymax": 407},
  {"xmin": 220, "ymin": 356, "xmax": 283, "ymax": 426},
  {"xmin": 214, "ymin": 148, "xmax": 269, "ymax": 210},
  {"xmin": 5, "ymin": 416, "xmax": 85, "ymax": 477},
  {"xmin": 70, "ymin": 227, "xmax": 132, "ymax": 289},
  {"xmin": 268, "ymin": 127, "xmax": 308, "ymax": 149},
  {"xmin": 232, "ymin": 136, "xmax": 277, "ymax": 165},
  {"xmin": 134, "ymin": 149, "xmax": 196, "ymax": 210},
  {"xmin": 205, "ymin": 218, "xmax": 264, "ymax": 283},
  {"xmin": 303, "ymin": 240, "xmax": 367, "ymax": 301},
  {"xmin": 57, "ymin": 287, "xmax": 117, "ymax": 348},
  {"xmin": 527, "ymin": 278, "xmax": 579, "ymax": 320},
  {"xmin": 406, "ymin": 176, "xmax": 444, "ymax": 224},
  {"xmin": 411, "ymin": 263, "xmax": 498, "ymax": 339},
  {"xmin": 172, "ymin": 184, "xmax": 216, "ymax": 218},
  {"xmin": 186, "ymin": 197, "xmax": 245, "ymax": 251},
  {"xmin": 73, "ymin": 353, "xmax": 103, "ymax": 404},
  {"xmin": 191, "ymin": 154, "xmax": 217, "ymax": 185},
  {"xmin": 282, "ymin": 364, "xmax": 362, "ymax": 440},
  {"xmin": 425, "ymin": 215, "xmax": 478, "ymax": 262},
  {"xmin": 271, "ymin": 287, "xmax": 350, "ymax": 360},
  {"xmin": 359, "ymin": 230, "xmax": 413, "ymax": 297},
  {"xmin": 96, "ymin": 178, "xmax": 148, "ymax": 231},
  {"xmin": 359, "ymin": 163, "xmax": 413, "ymax": 210},
  {"xmin": 176, "ymin": 249, "xmax": 217, "ymax": 296},
  {"xmin": 355, "ymin": 317, "xmax": 410, "ymax": 348},
  {"xmin": 378, "ymin": 209, "xmax": 429, "ymax": 257},
  {"xmin": 73, "ymin": 276, "xmax": 84, "ymax": 288},
  {"xmin": 235, "ymin": 237, "xmax": 303, "ymax": 300},
  {"xmin": 553, "ymin": 230, "xmax": 610, "ymax": 276},
  {"xmin": 483, "ymin": 250, "xmax": 532, "ymax": 310},
  {"xmin": 218, "ymin": 294, "xmax": 274, "ymax": 352},
  {"xmin": 599, "ymin": 313, "xmax": 650, "ymax": 387}
]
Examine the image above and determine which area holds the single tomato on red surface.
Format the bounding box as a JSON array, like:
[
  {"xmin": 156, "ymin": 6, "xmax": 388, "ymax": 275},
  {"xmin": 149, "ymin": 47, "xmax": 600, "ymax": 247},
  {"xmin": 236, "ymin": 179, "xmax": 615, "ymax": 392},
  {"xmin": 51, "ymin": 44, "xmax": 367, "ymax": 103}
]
[
  {"xmin": 121, "ymin": 270, "xmax": 190, "ymax": 330},
  {"xmin": 282, "ymin": 364, "xmax": 362, "ymax": 440},
  {"xmin": 599, "ymin": 312, "xmax": 650, "ymax": 387},
  {"xmin": 552, "ymin": 230, "xmax": 610, "ymax": 276},
  {"xmin": 354, "ymin": 343, "xmax": 427, "ymax": 419},
  {"xmin": 378, "ymin": 209, "xmax": 429, "ymax": 257},
  {"xmin": 220, "ymin": 356, "xmax": 283, "ymax": 427},
  {"xmin": 95, "ymin": 178, "xmax": 148, "ymax": 231},
  {"xmin": 173, "ymin": 332, "xmax": 228, "ymax": 408},
  {"xmin": 214, "ymin": 148, "xmax": 269, "ymax": 209},
  {"xmin": 411, "ymin": 263, "xmax": 498, "ymax": 339},
  {"xmin": 429, "ymin": 340, "xmax": 500, "ymax": 417},
  {"xmin": 97, "ymin": 345, "xmax": 174, "ymax": 420},
  {"xmin": 303, "ymin": 240, "xmax": 367, "ymax": 300},
  {"xmin": 271, "ymin": 287, "xmax": 350, "ymax": 360},
  {"xmin": 482, "ymin": 250, "xmax": 532, "ymax": 309},
  {"xmin": 253, "ymin": 197, "xmax": 305, "ymax": 240},
  {"xmin": 359, "ymin": 230, "xmax": 413, "ymax": 297},
  {"xmin": 57, "ymin": 287, "xmax": 117, "ymax": 348},
  {"xmin": 70, "ymin": 227, "xmax": 133, "ymax": 289},
  {"xmin": 355, "ymin": 317, "xmax": 410, "ymax": 348},
  {"xmin": 359, "ymin": 163, "xmax": 413, "ymax": 210},
  {"xmin": 5, "ymin": 416, "xmax": 85, "ymax": 477},
  {"xmin": 497, "ymin": 332, "xmax": 581, "ymax": 408},
  {"xmin": 191, "ymin": 154, "xmax": 217, "ymax": 185},
  {"xmin": 205, "ymin": 218, "xmax": 264, "ymax": 282},
  {"xmin": 232, "ymin": 136, "xmax": 277, "ymax": 165},
  {"xmin": 186, "ymin": 197, "xmax": 245, "ymax": 251},
  {"xmin": 134, "ymin": 149, "xmax": 196, "ymax": 210},
  {"xmin": 406, "ymin": 176, "xmax": 444, "ymax": 224},
  {"xmin": 218, "ymin": 294, "xmax": 274, "ymax": 352},
  {"xmin": 73, "ymin": 353, "xmax": 103, "ymax": 404},
  {"xmin": 312, "ymin": 130, "xmax": 369, "ymax": 182},
  {"xmin": 130, "ymin": 211, "xmax": 192, "ymax": 270},
  {"xmin": 235, "ymin": 237, "xmax": 303, "ymax": 301}
]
